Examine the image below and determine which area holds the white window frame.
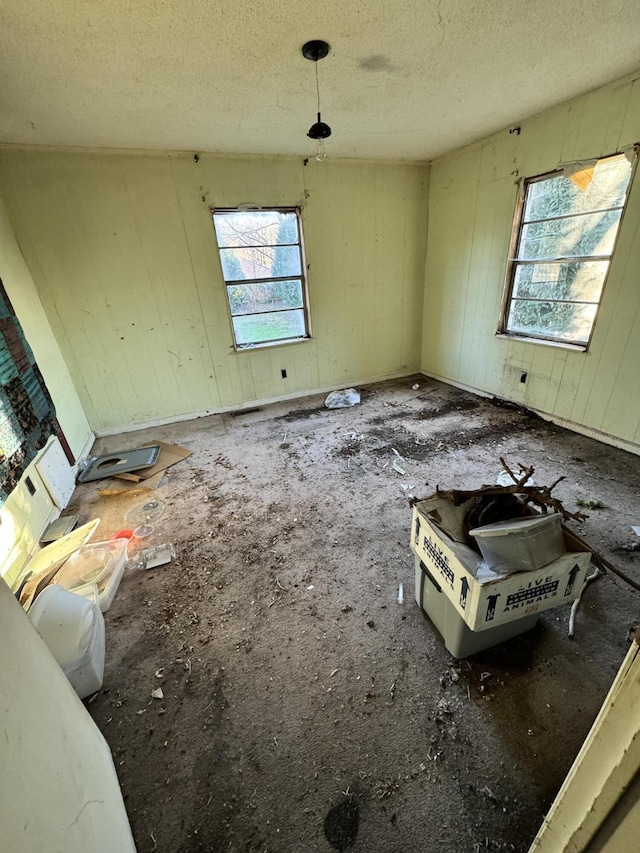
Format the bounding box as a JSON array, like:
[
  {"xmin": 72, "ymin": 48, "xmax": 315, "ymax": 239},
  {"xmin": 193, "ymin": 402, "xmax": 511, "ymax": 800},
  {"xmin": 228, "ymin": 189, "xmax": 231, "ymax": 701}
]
[{"xmin": 212, "ymin": 207, "xmax": 311, "ymax": 351}]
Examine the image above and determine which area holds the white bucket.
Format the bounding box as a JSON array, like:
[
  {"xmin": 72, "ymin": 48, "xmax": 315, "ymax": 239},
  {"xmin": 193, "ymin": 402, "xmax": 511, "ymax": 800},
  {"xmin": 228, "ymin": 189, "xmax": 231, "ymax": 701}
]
[{"xmin": 29, "ymin": 584, "xmax": 105, "ymax": 698}]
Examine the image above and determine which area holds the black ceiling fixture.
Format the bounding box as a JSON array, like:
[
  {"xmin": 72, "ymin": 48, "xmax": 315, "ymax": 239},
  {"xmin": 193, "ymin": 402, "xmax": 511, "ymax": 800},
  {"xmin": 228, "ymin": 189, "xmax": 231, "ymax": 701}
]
[{"xmin": 302, "ymin": 40, "xmax": 331, "ymax": 160}]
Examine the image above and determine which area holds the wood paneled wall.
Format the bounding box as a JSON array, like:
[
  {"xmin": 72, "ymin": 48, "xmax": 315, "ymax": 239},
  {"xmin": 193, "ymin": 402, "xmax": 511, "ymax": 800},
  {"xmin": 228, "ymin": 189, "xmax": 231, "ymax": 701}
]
[
  {"xmin": 422, "ymin": 74, "xmax": 640, "ymax": 450},
  {"xmin": 0, "ymin": 153, "xmax": 429, "ymax": 434}
]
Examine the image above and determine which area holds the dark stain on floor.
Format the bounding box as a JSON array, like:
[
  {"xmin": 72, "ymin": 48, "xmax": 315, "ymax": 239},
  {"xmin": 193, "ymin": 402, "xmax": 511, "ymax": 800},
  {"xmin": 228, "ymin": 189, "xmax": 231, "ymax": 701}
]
[{"xmin": 324, "ymin": 797, "xmax": 360, "ymax": 850}]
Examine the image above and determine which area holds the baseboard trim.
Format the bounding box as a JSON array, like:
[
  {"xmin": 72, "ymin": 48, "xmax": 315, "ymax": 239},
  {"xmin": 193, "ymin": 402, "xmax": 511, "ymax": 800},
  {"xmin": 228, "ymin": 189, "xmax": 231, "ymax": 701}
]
[
  {"xmin": 419, "ymin": 370, "xmax": 640, "ymax": 457},
  {"xmin": 96, "ymin": 370, "xmax": 420, "ymax": 437}
]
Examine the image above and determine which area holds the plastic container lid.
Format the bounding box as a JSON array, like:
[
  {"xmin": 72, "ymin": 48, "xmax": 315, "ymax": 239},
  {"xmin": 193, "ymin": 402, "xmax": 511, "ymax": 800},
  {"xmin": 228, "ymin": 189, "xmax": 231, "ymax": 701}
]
[
  {"xmin": 56, "ymin": 538, "xmax": 128, "ymax": 593},
  {"xmin": 56, "ymin": 546, "xmax": 114, "ymax": 590},
  {"xmin": 55, "ymin": 539, "xmax": 128, "ymax": 612},
  {"xmin": 133, "ymin": 523, "xmax": 154, "ymax": 539},
  {"xmin": 470, "ymin": 514, "xmax": 560, "ymax": 538},
  {"xmin": 125, "ymin": 499, "xmax": 165, "ymax": 526}
]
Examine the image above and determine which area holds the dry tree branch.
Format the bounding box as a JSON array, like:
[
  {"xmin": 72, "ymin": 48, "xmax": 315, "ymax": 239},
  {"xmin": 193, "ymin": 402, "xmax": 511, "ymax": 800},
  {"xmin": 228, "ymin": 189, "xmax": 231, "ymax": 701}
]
[{"xmin": 429, "ymin": 458, "xmax": 587, "ymax": 523}]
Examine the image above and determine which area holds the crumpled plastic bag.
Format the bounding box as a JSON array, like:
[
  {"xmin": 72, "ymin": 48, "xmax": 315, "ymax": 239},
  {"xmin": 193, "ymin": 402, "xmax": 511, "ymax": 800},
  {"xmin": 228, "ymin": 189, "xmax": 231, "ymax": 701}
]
[{"xmin": 324, "ymin": 388, "xmax": 361, "ymax": 409}]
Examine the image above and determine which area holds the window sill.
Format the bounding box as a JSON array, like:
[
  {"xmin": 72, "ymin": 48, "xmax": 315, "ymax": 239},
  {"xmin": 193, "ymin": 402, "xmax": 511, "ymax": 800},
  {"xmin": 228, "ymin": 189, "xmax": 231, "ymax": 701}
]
[
  {"xmin": 232, "ymin": 336, "xmax": 312, "ymax": 353},
  {"xmin": 494, "ymin": 332, "xmax": 588, "ymax": 353}
]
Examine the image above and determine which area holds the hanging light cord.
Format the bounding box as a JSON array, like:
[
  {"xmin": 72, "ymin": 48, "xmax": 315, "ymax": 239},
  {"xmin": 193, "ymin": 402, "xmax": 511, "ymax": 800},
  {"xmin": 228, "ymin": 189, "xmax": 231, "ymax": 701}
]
[{"xmin": 315, "ymin": 62, "xmax": 321, "ymax": 115}]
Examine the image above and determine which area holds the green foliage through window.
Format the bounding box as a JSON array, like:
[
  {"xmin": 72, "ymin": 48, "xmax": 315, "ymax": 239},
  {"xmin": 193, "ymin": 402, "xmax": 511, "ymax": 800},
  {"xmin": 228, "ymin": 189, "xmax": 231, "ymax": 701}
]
[
  {"xmin": 213, "ymin": 209, "xmax": 310, "ymax": 348},
  {"xmin": 502, "ymin": 153, "xmax": 634, "ymax": 346}
]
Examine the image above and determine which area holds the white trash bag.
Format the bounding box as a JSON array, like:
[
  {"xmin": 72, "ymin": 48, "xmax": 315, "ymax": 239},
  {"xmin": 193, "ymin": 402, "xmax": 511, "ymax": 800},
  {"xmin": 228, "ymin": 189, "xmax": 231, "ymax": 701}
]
[{"xmin": 325, "ymin": 388, "xmax": 361, "ymax": 409}]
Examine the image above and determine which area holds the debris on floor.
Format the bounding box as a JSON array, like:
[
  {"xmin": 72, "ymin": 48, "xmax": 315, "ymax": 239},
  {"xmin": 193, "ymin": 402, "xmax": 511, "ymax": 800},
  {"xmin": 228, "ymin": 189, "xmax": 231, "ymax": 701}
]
[
  {"xmin": 48, "ymin": 376, "xmax": 640, "ymax": 853},
  {"xmin": 325, "ymin": 388, "xmax": 361, "ymax": 409},
  {"xmin": 616, "ymin": 541, "xmax": 640, "ymax": 552},
  {"xmin": 568, "ymin": 566, "xmax": 604, "ymax": 638},
  {"xmin": 426, "ymin": 458, "xmax": 587, "ymax": 523},
  {"xmin": 77, "ymin": 445, "xmax": 161, "ymax": 482},
  {"xmin": 125, "ymin": 499, "xmax": 166, "ymax": 526},
  {"xmin": 137, "ymin": 543, "xmax": 176, "ymax": 570},
  {"xmin": 576, "ymin": 497, "xmax": 606, "ymax": 509},
  {"xmin": 112, "ymin": 441, "xmax": 192, "ymax": 483},
  {"xmin": 411, "ymin": 463, "xmax": 594, "ymax": 656},
  {"xmin": 97, "ymin": 473, "xmax": 165, "ymax": 496},
  {"xmin": 40, "ymin": 514, "xmax": 79, "ymax": 545},
  {"xmin": 18, "ymin": 519, "xmax": 101, "ymax": 609},
  {"xmin": 80, "ymin": 441, "xmax": 191, "ymax": 495}
]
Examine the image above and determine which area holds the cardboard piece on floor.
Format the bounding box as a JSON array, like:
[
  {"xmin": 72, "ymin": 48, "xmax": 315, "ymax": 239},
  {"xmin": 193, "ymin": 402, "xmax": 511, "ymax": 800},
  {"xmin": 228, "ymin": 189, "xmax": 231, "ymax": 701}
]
[
  {"xmin": 113, "ymin": 440, "xmax": 191, "ymax": 482},
  {"xmin": 98, "ymin": 471, "xmax": 165, "ymax": 496}
]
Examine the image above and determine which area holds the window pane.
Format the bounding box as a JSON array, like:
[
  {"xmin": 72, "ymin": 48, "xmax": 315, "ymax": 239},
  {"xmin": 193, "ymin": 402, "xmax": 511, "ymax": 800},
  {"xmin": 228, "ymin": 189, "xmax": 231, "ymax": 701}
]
[
  {"xmin": 518, "ymin": 209, "xmax": 622, "ymax": 260},
  {"xmin": 214, "ymin": 211, "xmax": 299, "ymax": 248},
  {"xmin": 524, "ymin": 156, "xmax": 632, "ymax": 222},
  {"xmin": 233, "ymin": 309, "xmax": 307, "ymax": 345},
  {"xmin": 511, "ymin": 260, "xmax": 609, "ymax": 303},
  {"xmin": 227, "ymin": 280, "xmax": 303, "ymax": 316},
  {"xmin": 220, "ymin": 245, "xmax": 301, "ymax": 281},
  {"xmin": 507, "ymin": 299, "xmax": 597, "ymax": 344}
]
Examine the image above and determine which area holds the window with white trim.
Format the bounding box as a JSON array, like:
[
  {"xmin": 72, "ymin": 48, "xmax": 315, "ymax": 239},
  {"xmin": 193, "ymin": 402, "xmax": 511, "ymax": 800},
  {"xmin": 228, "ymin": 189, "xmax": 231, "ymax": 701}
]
[
  {"xmin": 212, "ymin": 208, "xmax": 310, "ymax": 349},
  {"xmin": 500, "ymin": 152, "xmax": 635, "ymax": 347}
]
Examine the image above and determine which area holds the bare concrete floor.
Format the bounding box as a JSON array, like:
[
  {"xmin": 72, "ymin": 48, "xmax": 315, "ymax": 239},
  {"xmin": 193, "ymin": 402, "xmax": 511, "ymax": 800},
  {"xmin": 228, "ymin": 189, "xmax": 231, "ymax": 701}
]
[{"xmin": 69, "ymin": 376, "xmax": 640, "ymax": 853}]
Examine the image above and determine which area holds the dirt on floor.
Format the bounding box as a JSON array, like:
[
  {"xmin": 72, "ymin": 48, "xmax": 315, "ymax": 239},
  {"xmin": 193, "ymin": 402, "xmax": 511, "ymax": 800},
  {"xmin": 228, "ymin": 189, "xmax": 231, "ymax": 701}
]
[{"xmin": 68, "ymin": 376, "xmax": 640, "ymax": 853}]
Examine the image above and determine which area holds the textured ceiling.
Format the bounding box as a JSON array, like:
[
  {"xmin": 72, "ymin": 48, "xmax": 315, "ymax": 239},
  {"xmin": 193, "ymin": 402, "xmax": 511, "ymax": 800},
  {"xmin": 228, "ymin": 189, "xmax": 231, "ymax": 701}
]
[{"xmin": 1, "ymin": 0, "xmax": 639, "ymax": 161}]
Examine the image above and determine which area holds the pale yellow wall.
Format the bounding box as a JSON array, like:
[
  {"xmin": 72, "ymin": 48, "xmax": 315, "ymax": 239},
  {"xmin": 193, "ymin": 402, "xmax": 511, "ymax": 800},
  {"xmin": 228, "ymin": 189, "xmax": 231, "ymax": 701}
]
[
  {"xmin": 422, "ymin": 74, "xmax": 640, "ymax": 451},
  {"xmin": 0, "ymin": 196, "xmax": 92, "ymax": 453},
  {"xmin": 0, "ymin": 153, "xmax": 429, "ymax": 434},
  {"xmin": 0, "ymin": 578, "xmax": 136, "ymax": 852}
]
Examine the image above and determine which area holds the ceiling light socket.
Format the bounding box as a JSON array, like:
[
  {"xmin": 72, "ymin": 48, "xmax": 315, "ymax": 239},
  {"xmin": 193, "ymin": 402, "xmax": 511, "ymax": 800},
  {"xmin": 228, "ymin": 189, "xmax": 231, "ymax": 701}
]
[
  {"xmin": 308, "ymin": 113, "xmax": 331, "ymax": 140},
  {"xmin": 302, "ymin": 39, "xmax": 332, "ymax": 158},
  {"xmin": 302, "ymin": 40, "xmax": 330, "ymax": 62}
]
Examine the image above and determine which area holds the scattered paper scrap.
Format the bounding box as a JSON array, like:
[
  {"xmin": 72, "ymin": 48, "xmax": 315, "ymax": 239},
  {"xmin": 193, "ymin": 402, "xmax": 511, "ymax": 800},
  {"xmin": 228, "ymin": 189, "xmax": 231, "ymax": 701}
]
[{"xmin": 151, "ymin": 687, "xmax": 164, "ymax": 700}]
